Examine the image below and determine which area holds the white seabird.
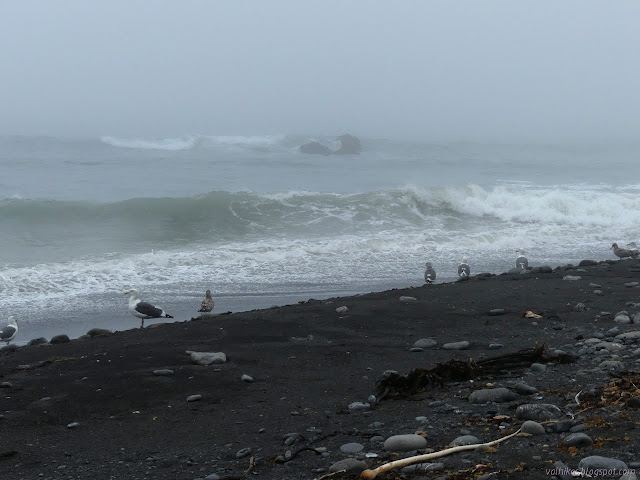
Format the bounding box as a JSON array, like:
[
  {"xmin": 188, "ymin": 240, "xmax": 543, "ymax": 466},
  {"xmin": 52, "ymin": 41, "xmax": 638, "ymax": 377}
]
[
  {"xmin": 458, "ymin": 258, "xmax": 470, "ymax": 279},
  {"xmin": 1, "ymin": 316, "xmax": 18, "ymax": 345},
  {"xmin": 198, "ymin": 289, "xmax": 214, "ymax": 313},
  {"xmin": 611, "ymin": 243, "xmax": 639, "ymax": 259},
  {"xmin": 124, "ymin": 289, "xmax": 174, "ymax": 328},
  {"xmin": 515, "ymin": 249, "xmax": 529, "ymax": 270},
  {"xmin": 424, "ymin": 262, "xmax": 436, "ymax": 284}
]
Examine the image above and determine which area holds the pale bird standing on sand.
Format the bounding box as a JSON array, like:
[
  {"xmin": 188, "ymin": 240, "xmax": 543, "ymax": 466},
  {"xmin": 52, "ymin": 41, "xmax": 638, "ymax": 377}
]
[
  {"xmin": 124, "ymin": 289, "xmax": 174, "ymax": 328},
  {"xmin": 458, "ymin": 258, "xmax": 470, "ymax": 278},
  {"xmin": 611, "ymin": 243, "xmax": 639, "ymax": 259},
  {"xmin": 198, "ymin": 289, "xmax": 214, "ymax": 313},
  {"xmin": 424, "ymin": 262, "xmax": 436, "ymax": 284},
  {"xmin": 515, "ymin": 249, "xmax": 529, "ymax": 270},
  {"xmin": 1, "ymin": 316, "xmax": 18, "ymax": 345}
]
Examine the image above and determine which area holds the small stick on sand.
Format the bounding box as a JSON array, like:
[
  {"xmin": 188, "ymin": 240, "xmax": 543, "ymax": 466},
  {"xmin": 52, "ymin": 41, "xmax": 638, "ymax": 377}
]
[{"xmin": 359, "ymin": 427, "xmax": 522, "ymax": 480}]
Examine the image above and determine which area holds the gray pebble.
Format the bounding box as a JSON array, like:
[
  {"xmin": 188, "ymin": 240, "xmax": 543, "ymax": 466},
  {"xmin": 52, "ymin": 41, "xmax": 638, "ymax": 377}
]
[
  {"xmin": 515, "ymin": 403, "xmax": 563, "ymax": 421},
  {"xmin": 186, "ymin": 394, "xmax": 202, "ymax": 402},
  {"xmin": 153, "ymin": 369, "xmax": 174, "ymax": 376},
  {"xmin": 578, "ymin": 455, "xmax": 628, "ymax": 471},
  {"xmin": 442, "ymin": 340, "xmax": 469, "ymax": 350},
  {"xmin": 530, "ymin": 363, "xmax": 547, "ymax": 372},
  {"xmin": 450, "ymin": 435, "xmax": 479, "ymax": 446},
  {"xmin": 241, "ymin": 374, "xmax": 254, "ymax": 382},
  {"xmin": 329, "ymin": 458, "xmax": 366, "ymax": 473},
  {"xmin": 339, "ymin": 442, "xmax": 364, "ymax": 454},
  {"xmin": 520, "ymin": 420, "xmax": 545, "ymax": 435},
  {"xmin": 235, "ymin": 447, "xmax": 252, "ymax": 459},
  {"xmin": 413, "ymin": 338, "xmax": 438, "ymax": 349},
  {"xmin": 469, "ymin": 387, "xmax": 516, "ymax": 404},
  {"xmin": 563, "ymin": 432, "xmax": 593, "ymax": 448},
  {"xmin": 383, "ymin": 434, "xmax": 428, "ymax": 451},
  {"xmin": 66, "ymin": 422, "xmax": 80, "ymax": 429}
]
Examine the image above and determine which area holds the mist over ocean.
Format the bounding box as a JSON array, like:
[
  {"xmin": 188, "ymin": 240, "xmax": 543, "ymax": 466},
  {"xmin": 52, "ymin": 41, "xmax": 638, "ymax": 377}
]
[{"xmin": 2, "ymin": 134, "xmax": 640, "ymax": 341}]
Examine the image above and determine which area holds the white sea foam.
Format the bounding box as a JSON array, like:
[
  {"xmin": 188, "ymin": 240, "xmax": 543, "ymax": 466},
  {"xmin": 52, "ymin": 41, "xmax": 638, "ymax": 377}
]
[{"xmin": 100, "ymin": 135, "xmax": 198, "ymax": 150}]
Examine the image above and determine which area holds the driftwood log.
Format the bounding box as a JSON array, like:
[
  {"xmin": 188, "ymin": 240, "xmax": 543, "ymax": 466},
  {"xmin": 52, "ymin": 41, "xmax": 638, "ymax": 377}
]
[{"xmin": 376, "ymin": 345, "xmax": 575, "ymax": 400}]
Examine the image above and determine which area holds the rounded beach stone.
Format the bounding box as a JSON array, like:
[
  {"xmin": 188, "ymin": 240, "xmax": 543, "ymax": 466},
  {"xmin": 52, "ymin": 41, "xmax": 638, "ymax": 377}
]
[
  {"xmin": 335, "ymin": 306, "xmax": 348, "ymax": 313},
  {"xmin": 87, "ymin": 328, "xmax": 111, "ymax": 337},
  {"xmin": 153, "ymin": 369, "xmax": 175, "ymax": 376},
  {"xmin": 399, "ymin": 296, "xmax": 417, "ymax": 303},
  {"xmin": 241, "ymin": 374, "xmax": 254, "ymax": 382},
  {"xmin": 450, "ymin": 435, "xmax": 479, "ymax": 446},
  {"xmin": 329, "ymin": 458, "xmax": 366, "ymax": 473},
  {"xmin": 187, "ymin": 351, "xmax": 227, "ymax": 365},
  {"xmin": 442, "ymin": 341, "xmax": 469, "ymax": 350},
  {"xmin": 186, "ymin": 394, "xmax": 202, "ymax": 402},
  {"xmin": 28, "ymin": 337, "xmax": 48, "ymax": 346},
  {"xmin": 469, "ymin": 387, "xmax": 516, "ymax": 404},
  {"xmin": 383, "ymin": 434, "xmax": 427, "ymax": 451},
  {"xmin": 563, "ymin": 432, "xmax": 593, "ymax": 448},
  {"xmin": 578, "ymin": 455, "xmax": 628, "ymax": 472},
  {"xmin": 413, "ymin": 338, "xmax": 437, "ymax": 349},
  {"xmin": 339, "ymin": 442, "xmax": 364, "ymax": 454},
  {"xmin": 521, "ymin": 420, "xmax": 545, "ymax": 435},
  {"xmin": 515, "ymin": 403, "xmax": 563, "ymax": 421},
  {"xmin": 50, "ymin": 334, "xmax": 70, "ymax": 344}
]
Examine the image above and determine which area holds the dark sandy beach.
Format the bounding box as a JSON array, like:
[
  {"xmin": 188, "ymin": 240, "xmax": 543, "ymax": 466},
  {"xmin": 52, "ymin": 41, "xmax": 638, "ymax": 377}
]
[{"xmin": 2, "ymin": 259, "xmax": 640, "ymax": 480}]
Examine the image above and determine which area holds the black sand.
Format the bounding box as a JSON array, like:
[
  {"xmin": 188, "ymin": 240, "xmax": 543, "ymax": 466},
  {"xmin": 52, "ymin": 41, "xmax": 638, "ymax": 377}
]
[{"xmin": 2, "ymin": 259, "xmax": 640, "ymax": 479}]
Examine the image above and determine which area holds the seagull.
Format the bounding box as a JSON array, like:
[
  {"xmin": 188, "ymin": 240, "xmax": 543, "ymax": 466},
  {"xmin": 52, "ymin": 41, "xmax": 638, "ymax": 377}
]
[
  {"xmin": 458, "ymin": 257, "xmax": 470, "ymax": 279},
  {"xmin": 124, "ymin": 289, "xmax": 174, "ymax": 328},
  {"xmin": 611, "ymin": 243, "xmax": 639, "ymax": 259},
  {"xmin": 627, "ymin": 242, "xmax": 640, "ymax": 255},
  {"xmin": 1, "ymin": 316, "xmax": 18, "ymax": 345},
  {"xmin": 515, "ymin": 249, "xmax": 529, "ymax": 270},
  {"xmin": 198, "ymin": 289, "xmax": 214, "ymax": 313},
  {"xmin": 424, "ymin": 262, "xmax": 436, "ymax": 284}
]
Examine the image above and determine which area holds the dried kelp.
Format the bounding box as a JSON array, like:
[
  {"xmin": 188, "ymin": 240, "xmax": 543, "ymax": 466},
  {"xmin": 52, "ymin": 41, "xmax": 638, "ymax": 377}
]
[{"xmin": 376, "ymin": 345, "xmax": 574, "ymax": 400}]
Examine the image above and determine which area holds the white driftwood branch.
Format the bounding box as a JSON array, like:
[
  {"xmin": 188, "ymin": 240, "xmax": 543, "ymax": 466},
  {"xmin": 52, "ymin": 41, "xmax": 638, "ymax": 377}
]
[{"xmin": 359, "ymin": 426, "xmax": 522, "ymax": 480}]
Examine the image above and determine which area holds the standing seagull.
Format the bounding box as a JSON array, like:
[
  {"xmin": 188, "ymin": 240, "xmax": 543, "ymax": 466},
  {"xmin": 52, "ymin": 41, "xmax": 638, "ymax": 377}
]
[
  {"xmin": 198, "ymin": 289, "xmax": 215, "ymax": 313},
  {"xmin": 611, "ymin": 243, "xmax": 639, "ymax": 259},
  {"xmin": 515, "ymin": 249, "xmax": 529, "ymax": 270},
  {"xmin": 424, "ymin": 262, "xmax": 437, "ymax": 284},
  {"xmin": 458, "ymin": 257, "xmax": 470, "ymax": 279},
  {"xmin": 1, "ymin": 316, "xmax": 18, "ymax": 345},
  {"xmin": 124, "ymin": 289, "xmax": 174, "ymax": 328}
]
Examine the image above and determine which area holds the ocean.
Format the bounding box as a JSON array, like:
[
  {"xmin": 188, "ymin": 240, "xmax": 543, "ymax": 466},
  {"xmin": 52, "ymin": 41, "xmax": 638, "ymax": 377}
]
[{"xmin": 2, "ymin": 134, "xmax": 639, "ymax": 342}]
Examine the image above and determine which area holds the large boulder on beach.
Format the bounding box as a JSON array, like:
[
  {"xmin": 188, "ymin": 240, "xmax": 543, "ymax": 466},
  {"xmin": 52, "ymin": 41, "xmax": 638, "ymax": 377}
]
[
  {"xmin": 334, "ymin": 134, "xmax": 362, "ymax": 154},
  {"xmin": 299, "ymin": 141, "xmax": 331, "ymax": 155}
]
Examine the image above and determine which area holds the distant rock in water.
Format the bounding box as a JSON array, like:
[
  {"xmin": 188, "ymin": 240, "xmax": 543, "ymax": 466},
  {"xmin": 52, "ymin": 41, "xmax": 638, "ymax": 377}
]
[
  {"xmin": 334, "ymin": 134, "xmax": 362, "ymax": 154},
  {"xmin": 299, "ymin": 141, "xmax": 332, "ymax": 155},
  {"xmin": 299, "ymin": 134, "xmax": 362, "ymax": 155}
]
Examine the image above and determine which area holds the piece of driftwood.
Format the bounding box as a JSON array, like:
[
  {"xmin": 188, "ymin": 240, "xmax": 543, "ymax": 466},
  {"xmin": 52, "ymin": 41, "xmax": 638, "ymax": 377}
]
[
  {"xmin": 376, "ymin": 345, "xmax": 575, "ymax": 400},
  {"xmin": 359, "ymin": 426, "xmax": 522, "ymax": 479}
]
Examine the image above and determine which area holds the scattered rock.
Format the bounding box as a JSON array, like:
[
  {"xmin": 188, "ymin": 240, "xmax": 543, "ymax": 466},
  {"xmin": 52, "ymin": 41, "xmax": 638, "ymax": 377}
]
[
  {"xmin": 469, "ymin": 387, "xmax": 516, "ymax": 404},
  {"xmin": 562, "ymin": 432, "xmax": 593, "ymax": 448},
  {"xmin": 153, "ymin": 369, "xmax": 174, "ymax": 376},
  {"xmin": 336, "ymin": 306, "xmax": 349, "ymax": 313},
  {"xmin": 383, "ymin": 434, "xmax": 428, "ymax": 452},
  {"xmin": 515, "ymin": 403, "xmax": 563, "ymax": 421},
  {"xmin": 521, "ymin": 420, "xmax": 545, "ymax": 435},
  {"xmin": 186, "ymin": 395, "xmax": 202, "ymax": 402},
  {"xmin": 413, "ymin": 338, "xmax": 437, "ymax": 349},
  {"xmin": 50, "ymin": 334, "xmax": 70, "ymax": 344},
  {"xmin": 442, "ymin": 341, "xmax": 469, "ymax": 350},
  {"xmin": 27, "ymin": 337, "xmax": 48, "ymax": 346},
  {"xmin": 87, "ymin": 328, "xmax": 111, "ymax": 337},
  {"xmin": 187, "ymin": 351, "xmax": 227, "ymax": 365},
  {"xmin": 399, "ymin": 296, "xmax": 417, "ymax": 303}
]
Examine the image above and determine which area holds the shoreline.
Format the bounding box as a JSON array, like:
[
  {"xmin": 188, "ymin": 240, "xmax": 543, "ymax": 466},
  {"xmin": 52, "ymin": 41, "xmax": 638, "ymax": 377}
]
[{"xmin": 2, "ymin": 257, "xmax": 640, "ymax": 479}]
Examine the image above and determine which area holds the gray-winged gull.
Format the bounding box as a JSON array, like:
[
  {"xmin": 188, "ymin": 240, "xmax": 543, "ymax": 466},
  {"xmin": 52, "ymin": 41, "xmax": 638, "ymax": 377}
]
[
  {"xmin": 611, "ymin": 243, "xmax": 639, "ymax": 259},
  {"xmin": 198, "ymin": 289, "xmax": 214, "ymax": 313},
  {"xmin": 1, "ymin": 316, "xmax": 18, "ymax": 345},
  {"xmin": 515, "ymin": 249, "xmax": 529, "ymax": 270},
  {"xmin": 424, "ymin": 262, "xmax": 436, "ymax": 284},
  {"xmin": 124, "ymin": 289, "xmax": 174, "ymax": 328},
  {"xmin": 458, "ymin": 258, "xmax": 470, "ymax": 279}
]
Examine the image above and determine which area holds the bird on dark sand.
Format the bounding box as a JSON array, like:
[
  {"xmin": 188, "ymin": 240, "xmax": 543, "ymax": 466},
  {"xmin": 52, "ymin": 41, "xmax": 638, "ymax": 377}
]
[
  {"xmin": 199, "ymin": 289, "xmax": 214, "ymax": 313},
  {"xmin": 458, "ymin": 258, "xmax": 470, "ymax": 279},
  {"xmin": 424, "ymin": 262, "xmax": 436, "ymax": 284},
  {"xmin": 516, "ymin": 249, "xmax": 529, "ymax": 270},
  {"xmin": 611, "ymin": 243, "xmax": 639, "ymax": 259},
  {"xmin": 124, "ymin": 289, "xmax": 174, "ymax": 328},
  {"xmin": 1, "ymin": 316, "xmax": 18, "ymax": 345}
]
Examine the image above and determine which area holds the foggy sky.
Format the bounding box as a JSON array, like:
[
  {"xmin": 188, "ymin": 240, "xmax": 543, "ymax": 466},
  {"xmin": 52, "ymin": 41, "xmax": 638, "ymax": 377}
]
[{"xmin": 1, "ymin": 0, "xmax": 639, "ymax": 141}]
